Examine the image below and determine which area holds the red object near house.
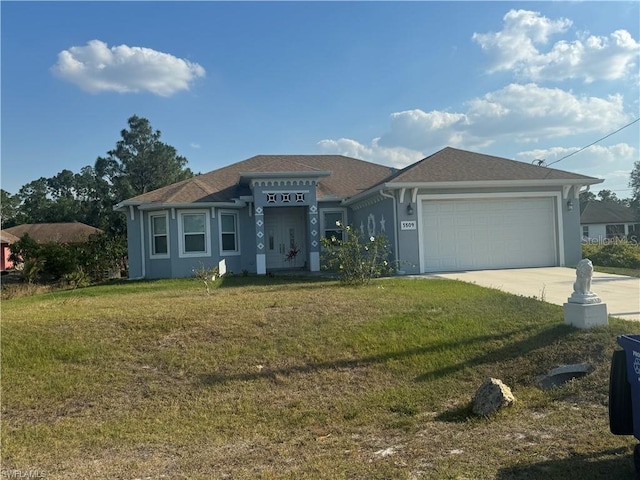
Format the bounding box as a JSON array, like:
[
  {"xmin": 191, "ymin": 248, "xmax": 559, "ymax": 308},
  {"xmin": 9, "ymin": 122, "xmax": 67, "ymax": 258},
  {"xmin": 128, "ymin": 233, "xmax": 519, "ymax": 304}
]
[{"xmin": 1, "ymin": 230, "xmax": 20, "ymax": 272}]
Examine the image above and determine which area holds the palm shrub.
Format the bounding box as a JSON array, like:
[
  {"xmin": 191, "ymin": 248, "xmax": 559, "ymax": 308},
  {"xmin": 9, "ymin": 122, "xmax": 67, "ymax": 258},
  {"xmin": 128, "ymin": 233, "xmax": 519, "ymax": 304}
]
[{"xmin": 320, "ymin": 221, "xmax": 394, "ymax": 285}]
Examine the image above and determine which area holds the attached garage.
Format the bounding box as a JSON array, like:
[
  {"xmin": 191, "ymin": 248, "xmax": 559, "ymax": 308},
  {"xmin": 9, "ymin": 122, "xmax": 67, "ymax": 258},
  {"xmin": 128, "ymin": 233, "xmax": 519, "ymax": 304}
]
[{"xmin": 419, "ymin": 194, "xmax": 561, "ymax": 272}]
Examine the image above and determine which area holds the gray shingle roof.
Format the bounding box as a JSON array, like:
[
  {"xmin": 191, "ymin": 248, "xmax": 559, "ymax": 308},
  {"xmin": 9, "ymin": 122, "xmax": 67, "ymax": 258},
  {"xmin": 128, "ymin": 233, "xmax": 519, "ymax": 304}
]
[
  {"xmin": 0, "ymin": 230, "xmax": 20, "ymax": 244},
  {"xmin": 121, "ymin": 155, "xmax": 397, "ymax": 205},
  {"xmin": 118, "ymin": 147, "xmax": 601, "ymax": 207},
  {"xmin": 4, "ymin": 223, "xmax": 103, "ymax": 244},
  {"xmin": 580, "ymin": 201, "xmax": 639, "ymax": 224},
  {"xmin": 387, "ymin": 147, "xmax": 597, "ymax": 183}
]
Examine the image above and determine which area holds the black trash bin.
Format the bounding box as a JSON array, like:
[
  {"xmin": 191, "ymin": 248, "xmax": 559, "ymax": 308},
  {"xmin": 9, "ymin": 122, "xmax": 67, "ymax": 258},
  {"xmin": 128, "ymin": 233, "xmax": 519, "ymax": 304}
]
[{"xmin": 610, "ymin": 334, "xmax": 640, "ymax": 475}]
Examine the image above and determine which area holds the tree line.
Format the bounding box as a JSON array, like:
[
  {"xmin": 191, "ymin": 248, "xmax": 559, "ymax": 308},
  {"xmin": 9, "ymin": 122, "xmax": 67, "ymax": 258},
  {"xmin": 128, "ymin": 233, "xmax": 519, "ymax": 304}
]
[
  {"xmin": 2, "ymin": 115, "xmax": 195, "ymax": 283},
  {"xmin": 2, "ymin": 115, "xmax": 194, "ymax": 235}
]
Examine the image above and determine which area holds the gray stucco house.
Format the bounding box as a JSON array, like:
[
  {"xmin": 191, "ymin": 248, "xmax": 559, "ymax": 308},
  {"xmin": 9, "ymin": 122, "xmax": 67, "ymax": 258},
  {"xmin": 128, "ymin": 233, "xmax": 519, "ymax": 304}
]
[{"xmin": 114, "ymin": 147, "xmax": 602, "ymax": 279}]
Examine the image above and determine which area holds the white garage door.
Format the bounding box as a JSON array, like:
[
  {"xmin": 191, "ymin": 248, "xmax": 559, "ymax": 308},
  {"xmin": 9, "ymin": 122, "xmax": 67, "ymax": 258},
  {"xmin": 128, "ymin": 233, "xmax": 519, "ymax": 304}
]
[{"xmin": 421, "ymin": 197, "xmax": 558, "ymax": 272}]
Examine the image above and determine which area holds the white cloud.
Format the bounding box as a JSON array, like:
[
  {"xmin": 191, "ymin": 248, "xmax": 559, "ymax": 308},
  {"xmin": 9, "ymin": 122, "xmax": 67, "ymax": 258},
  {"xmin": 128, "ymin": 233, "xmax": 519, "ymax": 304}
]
[
  {"xmin": 473, "ymin": 10, "xmax": 639, "ymax": 82},
  {"xmin": 473, "ymin": 9, "xmax": 571, "ymax": 73},
  {"xmin": 515, "ymin": 143, "xmax": 637, "ymax": 195},
  {"xmin": 52, "ymin": 40, "xmax": 205, "ymax": 96},
  {"xmin": 516, "ymin": 143, "xmax": 637, "ymax": 166},
  {"xmin": 381, "ymin": 110, "xmax": 469, "ymax": 151},
  {"xmin": 319, "ymin": 84, "xmax": 632, "ymax": 174},
  {"xmin": 317, "ymin": 137, "xmax": 424, "ymax": 169},
  {"xmin": 190, "ymin": 143, "xmax": 201, "ymax": 149},
  {"xmin": 378, "ymin": 83, "xmax": 629, "ymax": 151}
]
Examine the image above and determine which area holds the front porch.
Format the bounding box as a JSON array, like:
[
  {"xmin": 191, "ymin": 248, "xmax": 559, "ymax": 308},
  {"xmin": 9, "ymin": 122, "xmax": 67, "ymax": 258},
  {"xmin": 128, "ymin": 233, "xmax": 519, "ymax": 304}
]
[{"xmin": 246, "ymin": 173, "xmax": 327, "ymax": 275}]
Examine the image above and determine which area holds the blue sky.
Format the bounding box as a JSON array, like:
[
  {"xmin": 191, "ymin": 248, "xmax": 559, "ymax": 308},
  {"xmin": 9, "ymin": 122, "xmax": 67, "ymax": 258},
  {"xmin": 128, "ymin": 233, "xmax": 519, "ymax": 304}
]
[{"xmin": 2, "ymin": 1, "xmax": 639, "ymax": 199}]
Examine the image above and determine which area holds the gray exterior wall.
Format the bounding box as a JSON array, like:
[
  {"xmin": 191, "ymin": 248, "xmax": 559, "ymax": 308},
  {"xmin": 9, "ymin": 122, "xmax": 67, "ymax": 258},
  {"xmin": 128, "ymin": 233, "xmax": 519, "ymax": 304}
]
[
  {"xmin": 349, "ymin": 196, "xmax": 399, "ymax": 271},
  {"xmin": 125, "ymin": 209, "xmax": 143, "ymax": 279},
  {"xmin": 125, "ymin": 206, "xmax": 250, "ymax": 280},
  {"xmin": 350, "ymin": 185, "xmax": 583, "ymax": 275},
  {"xmin": 123, "ymin": 184, "xmax": 585, "ymax": 279},
  {"xmin": 562, "ymin": 189, "xmax": 582, "ymax": 266}
]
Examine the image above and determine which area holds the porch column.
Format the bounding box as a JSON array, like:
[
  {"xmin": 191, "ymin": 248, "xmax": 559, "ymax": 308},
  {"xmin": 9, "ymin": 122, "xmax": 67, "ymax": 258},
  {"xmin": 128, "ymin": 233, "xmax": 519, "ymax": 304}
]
[
  {"xmin": 255, "ymin": 206, "xmax": 266, "ymax": 274},
  {"xmin": 308, "ymin": 205, "xmax": 320, "ymax": 272}
]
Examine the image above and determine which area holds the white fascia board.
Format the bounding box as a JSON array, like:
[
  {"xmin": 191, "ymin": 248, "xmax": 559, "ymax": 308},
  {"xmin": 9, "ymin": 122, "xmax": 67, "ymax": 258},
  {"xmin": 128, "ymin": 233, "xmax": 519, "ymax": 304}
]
[
  {"xmin": 386, "ymin": 178, "xmax": 603, "ymax": 189},
  {"xmin": 319, "ymin": 196, "xmax": 346, "ymax": 202},
  {"xmin": 135, "ymin": 200, "xmax": 247, "ymax": 211},
  {"xmin": 113, "ymin": 202, "xmax": 134, "ymax": 212},
  {"xmin": 342, "ymin": 177, "xmax": 603, "ymax": 207}
]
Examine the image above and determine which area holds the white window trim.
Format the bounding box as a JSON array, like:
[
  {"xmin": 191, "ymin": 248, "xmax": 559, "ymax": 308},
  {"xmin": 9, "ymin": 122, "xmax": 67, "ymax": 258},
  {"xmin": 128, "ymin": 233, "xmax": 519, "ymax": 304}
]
[
  {"xmin": 149, "ymin": 211, "xmax": 170, "ymax": 259},
  {"xmin": 218, "ymin": 210, "xmax": 241, "ymax": 256},
  {"xmin": 178, "ymin": 209, "xmax": 211, "ymax": 258},
  {"xmin": 320, "ymin": 208, "xmax": 347, "ymax": 242}
]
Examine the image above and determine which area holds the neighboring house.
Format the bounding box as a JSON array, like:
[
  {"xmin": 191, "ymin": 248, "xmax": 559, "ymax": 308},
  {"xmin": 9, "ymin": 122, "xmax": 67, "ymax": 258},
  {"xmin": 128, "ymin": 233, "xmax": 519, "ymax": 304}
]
[
  {"xmin": 580, "ymin": 201, "xmax": 640, "ymax": 241},
  {"xmin": 1, "ymin": 230, "xmax": 20, "ymax": 272},
  {"xmin": 4, "ymin": 222, "xmax": 103, "ymax": 245},
  {"xmin": 114, "ymin": 147, "xmax": 602, "ymax": 279}
]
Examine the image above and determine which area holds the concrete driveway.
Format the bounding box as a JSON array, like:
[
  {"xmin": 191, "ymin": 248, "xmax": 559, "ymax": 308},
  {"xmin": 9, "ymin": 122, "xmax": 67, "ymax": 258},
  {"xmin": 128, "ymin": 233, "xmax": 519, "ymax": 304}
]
[{"xmin": 423, "ymin": 267, "xmax": 640, "ymax": 322}]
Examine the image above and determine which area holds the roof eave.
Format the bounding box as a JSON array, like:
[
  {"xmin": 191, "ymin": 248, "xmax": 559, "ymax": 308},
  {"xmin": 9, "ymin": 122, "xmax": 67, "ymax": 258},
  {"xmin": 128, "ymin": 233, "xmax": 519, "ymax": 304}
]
[
  {"xmin": 114, "ymin": 199, "xmax": 247, "ymax": 212},
  {"xmin": 341, "ymin": 178, "xmax": 603, "ymax": 207},
  {"xmin": 385, "ymin": 178, "xmax": 603, "ymax": 189}
]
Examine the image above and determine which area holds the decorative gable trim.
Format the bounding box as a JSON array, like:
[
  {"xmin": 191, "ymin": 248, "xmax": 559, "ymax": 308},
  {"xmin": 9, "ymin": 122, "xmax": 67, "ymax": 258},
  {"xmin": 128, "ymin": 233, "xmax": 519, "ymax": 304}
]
[
  {"xmin": 251, "ymin": 178, "xmax": 318, "ymax": 188},
  {"xmin": 349, "ymin": 193, "xmax": 384, "ymax": 211}
]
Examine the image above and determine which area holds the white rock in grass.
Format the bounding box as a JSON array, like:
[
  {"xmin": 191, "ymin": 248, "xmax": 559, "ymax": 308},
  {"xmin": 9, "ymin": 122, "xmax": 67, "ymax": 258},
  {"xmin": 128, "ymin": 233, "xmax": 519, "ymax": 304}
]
[
  {"xmin": 472, "ymin": 378, "xmax": 515, "ymax": 416},
  {"xmin": 374, "ymin": 447, "xmax": 397, "ymax": 457}
]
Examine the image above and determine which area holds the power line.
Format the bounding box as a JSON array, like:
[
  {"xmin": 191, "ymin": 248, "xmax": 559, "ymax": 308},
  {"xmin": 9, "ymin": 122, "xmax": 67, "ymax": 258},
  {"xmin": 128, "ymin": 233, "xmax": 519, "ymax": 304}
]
[{"xmin": 544, "ymin": 117, "xmax": 640, "ymax": 169}]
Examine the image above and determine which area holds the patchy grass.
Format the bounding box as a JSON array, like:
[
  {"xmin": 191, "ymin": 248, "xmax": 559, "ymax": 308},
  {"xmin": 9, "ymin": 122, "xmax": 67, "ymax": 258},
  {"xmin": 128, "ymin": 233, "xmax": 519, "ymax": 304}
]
[
  {"xmin": 2, "ymin": 276, "xmax": 639, "ymax": 479},
  {"xmin": 593, "ymin": 266, "xmax": 640, "ymax": 278}
]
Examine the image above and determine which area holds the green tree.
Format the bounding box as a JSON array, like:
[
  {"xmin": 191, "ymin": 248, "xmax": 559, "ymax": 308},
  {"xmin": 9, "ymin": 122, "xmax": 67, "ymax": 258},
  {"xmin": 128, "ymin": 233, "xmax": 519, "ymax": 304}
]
[
  {"xmin": 16, "ymin": 177, "xmax": 54, "ymax": 223},
  {"xmin": 8, "ymin": 233, "xmax": 40, "ymax": 266},
  {"xmin": 75, "ymin": 164, "xmax": 123, "ymax": 234},
  {"xmin": 8, "ymin": 115, "xmax": 191, "ymax": 263},
  {"xmin": 16, "ymin": 171, "xmax": 85, "ymax": 224},
  {"xmin": 75, "ymin": 232, "xmax": 128, "ymax": 280},
  {"xmin": 47, "ymin": 169, "xmax": 76, "ymax": 200},
  {"xmin": 579, "ymin": 190, "xmax": 596, "ymax": 205},
  {"xmin": 1, "ymin": 189, "xmax": 21, "ymax": 228},
  {"xmin": 630, "ymin": 160, "xmax": 640, "ymax": 213},
  {"xmin": 98, "ymin": 115, "xmax": 194, "ymax": 200},
  {"xmin": 597, "ymin": 190, "xmax": 624, "ymax": 204}
]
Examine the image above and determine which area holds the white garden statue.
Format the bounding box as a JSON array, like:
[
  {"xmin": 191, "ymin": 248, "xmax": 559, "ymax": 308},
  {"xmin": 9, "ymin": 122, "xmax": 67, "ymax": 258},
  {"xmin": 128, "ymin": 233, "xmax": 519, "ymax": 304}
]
[{"xmin": 568, "ymin": 259, "xmax": 601, "ymax": 304}]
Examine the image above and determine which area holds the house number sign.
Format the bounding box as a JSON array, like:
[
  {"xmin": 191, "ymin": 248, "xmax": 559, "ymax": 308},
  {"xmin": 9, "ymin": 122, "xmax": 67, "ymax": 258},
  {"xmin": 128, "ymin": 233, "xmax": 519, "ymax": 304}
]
[{"xmin": 401, "ymin": 221, "xmax": 416, "ymax": 230}]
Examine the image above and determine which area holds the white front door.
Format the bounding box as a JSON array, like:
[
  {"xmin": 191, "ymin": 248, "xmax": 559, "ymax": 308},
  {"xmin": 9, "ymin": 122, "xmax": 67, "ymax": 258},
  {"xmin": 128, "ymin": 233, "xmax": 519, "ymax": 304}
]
[{"xmin": 265, "ymin": 207, "xmax": 306, "ymax": 270}]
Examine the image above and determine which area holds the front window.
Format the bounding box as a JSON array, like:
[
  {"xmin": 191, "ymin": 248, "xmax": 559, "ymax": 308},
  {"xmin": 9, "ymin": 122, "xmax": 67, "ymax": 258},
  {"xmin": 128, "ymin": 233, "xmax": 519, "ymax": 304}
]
[
  {"xmin": 322, "ymin": 210, "xmax": 346, "ymax": 242},
  {"xmin": 178, "ymin": 210, "xmax": 210, "ymax": 257},
  {"xmin": 219, "ymin": 211, "xmax": 240, "ymax": 255},
  {"xmin": 150, "ymin": 212, "xmax": 169, "ymax": 257},
  {"xmin": 582, "ymin": 225, "xmax": 589, "ymax": 239},
  {"xmin": 606, "ymin": 224, "xmax": 625, "ymax": 239}
]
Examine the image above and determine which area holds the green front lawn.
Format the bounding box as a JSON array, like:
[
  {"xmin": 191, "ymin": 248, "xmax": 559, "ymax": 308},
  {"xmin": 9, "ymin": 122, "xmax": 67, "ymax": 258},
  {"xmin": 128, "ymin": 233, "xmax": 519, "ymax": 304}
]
[{"xmin": 2, "ymin": 276, "xmax": 639, "ymax": 479}]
